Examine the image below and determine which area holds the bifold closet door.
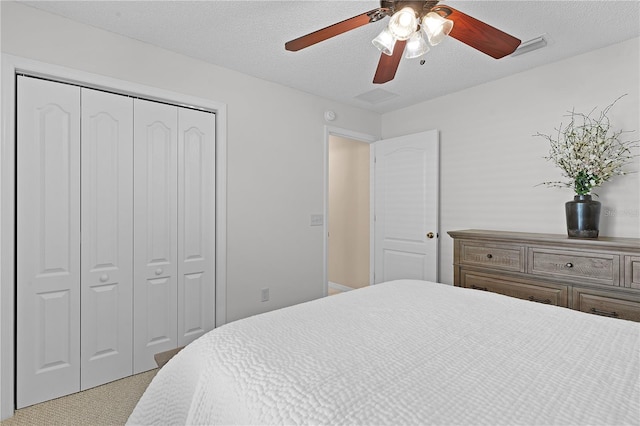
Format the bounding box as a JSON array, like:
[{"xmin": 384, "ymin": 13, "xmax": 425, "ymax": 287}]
[
  {"xmin": 177, "ymin": 108, "xmax": 216, "ymax": 346},
  {"xmin": 16, "ymin": 76, "xmax": 217, "ymax": 404},
  {"xmin": 16, "ymin": 76, "xmax": 81, "ymax": 408},
  {"xmin": 80, "ymin": 88, "xmax": 134, "ymax": 390},
  {"xmin": 133, "ymin": 99, "xmax": 179, "ymax": 373}
]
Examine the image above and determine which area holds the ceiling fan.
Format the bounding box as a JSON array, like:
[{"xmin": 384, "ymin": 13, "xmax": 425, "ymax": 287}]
[{"xmin": 285, "ymin": 1, "xmax": 521, "ymax": 84}]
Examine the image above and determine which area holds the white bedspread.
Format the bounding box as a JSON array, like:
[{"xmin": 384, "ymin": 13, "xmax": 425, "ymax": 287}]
[{"xmin": 128, "ymin": 280, "xmax": 640, "ymax": 425}]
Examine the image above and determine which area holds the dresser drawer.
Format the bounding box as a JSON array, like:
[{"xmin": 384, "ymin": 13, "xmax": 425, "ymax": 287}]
[
  {"xmin": 528, "ymin": 248, "xmax": 619, "ymax": 286},
  {"xmin": 450, "ymin": 230, "xmax": 640, "ymax": 323},
  {"xmin": 460, "ymin": 271, "xmax": 568, "ymax": 307},
  {"xmin": 459, "ymin": 241, "xmax": 524, "ymax": 272},
  {"xmin": 625, "ymin": 256, "xmax": 640, "ymax": 289},
  {"xmin": 572, "ymin": 288, "xmax": 640, "ymax": 322}
]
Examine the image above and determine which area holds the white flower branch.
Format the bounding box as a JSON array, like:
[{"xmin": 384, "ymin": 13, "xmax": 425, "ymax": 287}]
[{"xmin": 535, "ymin": 95, "xmax": 639, "ymax": 196}]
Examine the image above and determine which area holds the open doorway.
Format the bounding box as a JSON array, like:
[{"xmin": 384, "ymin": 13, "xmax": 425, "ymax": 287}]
[
  {"xmin": 323, "ymin": 128, "xmax": 440, "ymax": 296},
  {"xmin": 325, "ymin": 130, "xmax": 375, "ymax": 296}
]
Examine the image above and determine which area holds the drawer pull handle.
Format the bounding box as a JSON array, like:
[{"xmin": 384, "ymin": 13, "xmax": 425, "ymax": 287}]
[
  {"xmin": 565, "ymin": 262, "xmax": 574, "ymax": 268},
  {"xmin": 486, "ymin": 254, "xmax": 493, "ymax": 259},
  {"xmin": 528, "ymin": 296, "xmax": 552, "ymax": 304},
  {"xmin": 470, "ymin": 284, "xmax": 488, "ymax": 291},
  {"xmin": 589, "ymin": 308, "xmax": 619, "ymax": 318}
]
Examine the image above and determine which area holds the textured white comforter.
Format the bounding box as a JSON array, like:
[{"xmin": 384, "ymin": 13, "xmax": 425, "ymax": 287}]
[{"xmin": 128, "ymin": 280, "xmax": 640, "ymax": 425}]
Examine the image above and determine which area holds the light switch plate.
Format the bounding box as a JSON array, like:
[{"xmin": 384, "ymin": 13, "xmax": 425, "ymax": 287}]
[{"xmin": 310, "ymin": 214, "xmax": 324, "ymax": 226}]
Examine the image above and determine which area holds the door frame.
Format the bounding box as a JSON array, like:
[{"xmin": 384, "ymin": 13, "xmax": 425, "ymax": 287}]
[
  {"xmin": 323, "ymin": 126, "xmax": 377, "ymax": 296},
  {"xmin": 0, "ymin": 54, "xmax": 228, "ymax": 419}
]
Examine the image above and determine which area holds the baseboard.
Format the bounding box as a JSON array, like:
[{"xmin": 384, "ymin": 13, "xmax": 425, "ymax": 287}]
[{"xmin": 328, "ymin": 281, "xmax": 356, "ymax": 293}]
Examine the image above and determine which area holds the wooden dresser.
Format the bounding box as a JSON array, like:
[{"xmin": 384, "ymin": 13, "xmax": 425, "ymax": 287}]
[{"xmin": 448, "ymin": 230, "xmax": 640, "ymax": 322}]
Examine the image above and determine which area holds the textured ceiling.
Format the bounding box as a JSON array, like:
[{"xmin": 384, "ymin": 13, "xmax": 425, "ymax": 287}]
[{"xmin": 20, "ymin": 0, "xmax": 640, "ymax": 113}]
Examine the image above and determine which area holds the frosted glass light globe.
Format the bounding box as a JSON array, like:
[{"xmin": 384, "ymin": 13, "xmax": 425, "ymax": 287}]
[{"xmin": 388, "ymin": 7, "xmax": 418, "ymax": 41}]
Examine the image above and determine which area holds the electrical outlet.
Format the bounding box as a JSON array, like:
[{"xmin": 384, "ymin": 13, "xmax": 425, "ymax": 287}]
[{"xmin": 261, "ymin": 288, "xmax": 269, "ymax": 302}]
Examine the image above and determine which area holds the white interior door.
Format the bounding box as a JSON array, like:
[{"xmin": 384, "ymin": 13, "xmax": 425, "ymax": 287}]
[
  {"xmin": 373, "ymin": 130, "xmax": 439, "ymax": 283},
  {"xmin": 133, "ymin": 99, "xmax": 178, "ymax": 373},
  {"xmin": 80, "ymin": 88, "xmax": 133, "ymax": 389},
  {"xmin": 16, "ymin": 76, "xmax": 81, "ymax": 407},
  {"xmin": 177, "ymin": 108, "xmax": 216, "ymax": 346}
]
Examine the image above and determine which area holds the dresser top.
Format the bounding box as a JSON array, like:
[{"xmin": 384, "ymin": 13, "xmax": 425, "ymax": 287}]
[{"xmin": 447, "ymin": 229, "xmax": 640, "ymax": 251}]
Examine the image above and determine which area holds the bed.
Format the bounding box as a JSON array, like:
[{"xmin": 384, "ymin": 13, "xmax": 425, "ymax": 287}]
[{"xmin": 127, "ymin": 280, "xmax": 640, "ymax": 425}]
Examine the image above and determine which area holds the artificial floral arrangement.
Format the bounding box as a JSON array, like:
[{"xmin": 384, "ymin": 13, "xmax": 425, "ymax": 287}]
[{"xmin": 536, "ymin": 95, "xmax": 639, "ymax": 196}]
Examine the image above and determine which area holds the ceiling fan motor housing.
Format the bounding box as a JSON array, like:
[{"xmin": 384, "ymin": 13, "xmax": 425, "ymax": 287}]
[{"xmin": 382, "ymin": 1, "xmax": 441, "ymax": 18}]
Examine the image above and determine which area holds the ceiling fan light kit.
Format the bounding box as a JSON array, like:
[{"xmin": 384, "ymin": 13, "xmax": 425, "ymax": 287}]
[
  {"xmin": 378, "ymin": 7, "xmax": 449, "ymax": 59},
  {"xmin": 405, "ymin": 31, "xmax": 430, "ymax": 59},
  {"xmin": 285, "ymin": 1, "xmax": 522, "ymax": 84},
  {"xmin": 372, "ymin": 27, "xmax": 397, "ymax": 56},
  {"xmin": 422, "ymin": 11, "xmax": 453, "ymax": 45},
  {"xmin": 388, "ymin": 6, "xmax": 419, "ymax": 40}
]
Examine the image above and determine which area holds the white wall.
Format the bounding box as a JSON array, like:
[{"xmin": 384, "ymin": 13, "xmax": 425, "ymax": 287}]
[
  {"xmin": 382, "ymin": 38, "xmax": 640, "ymax": 285},
  {"xmin": 0, "ymin": 1, "xmax": 381, "ymax": 325}
]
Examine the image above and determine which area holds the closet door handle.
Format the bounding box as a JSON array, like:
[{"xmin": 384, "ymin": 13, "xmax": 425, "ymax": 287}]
[
  {"xmin": 99, "ymin": 274, "xmax": 109, "ymax": 283},
  {"xmin": 155, "ymin": 268, "xmax": 163, "ymax": 276}
]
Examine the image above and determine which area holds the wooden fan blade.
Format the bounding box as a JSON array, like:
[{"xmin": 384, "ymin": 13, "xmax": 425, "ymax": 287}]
[
  {"xmin": 434, "ymin": 5, "xmax": 521, "ymax": 59},
  {"xmin": 285, "ymin": 9, "xmax": 384, "ymax": 52},
  {"xmin": 373, "ymin": 39, "xmax": 407, "ymax": 84}
]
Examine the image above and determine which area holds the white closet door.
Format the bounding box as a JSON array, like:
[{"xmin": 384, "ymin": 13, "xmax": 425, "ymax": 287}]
[
  {"xmin": 133, "ymin": 99, "xmax": 178, "ymax": 373},
  {"xmin": 80, "ymin": 88, "xmax": 133, "ymax": 389},
  {"xmin": 177, "ymin": 108, "xmax": 216, "ymax": 346},
  {"xmin": 16, "ymin": 76, "xmax": 81, "ymax": 407}
]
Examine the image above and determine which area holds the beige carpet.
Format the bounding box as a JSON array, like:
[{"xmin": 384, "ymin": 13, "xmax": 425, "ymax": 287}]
[
  {"xmin": 1, "ymin": 369, "xmax": 157, "ymax": 426},
  {"xmin": 153, "ymin": 346, "xmax": 183, "ymax": 368}
]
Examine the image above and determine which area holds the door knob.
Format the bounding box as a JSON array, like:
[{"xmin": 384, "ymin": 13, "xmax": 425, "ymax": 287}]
[
  {"xmin": 155, "ymin": 268, "xmax": 163, "ymax": 276},
  {"xmin": 427, "ymin": 232, "xmax": 436, "ymax": 239},
  {"xmin": 99, "ymin": 274, "xmax": 109, "ymax": 283}
]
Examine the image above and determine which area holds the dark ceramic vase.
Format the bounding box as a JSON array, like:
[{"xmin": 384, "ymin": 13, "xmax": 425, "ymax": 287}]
[{"xmin": 565, "ymin": 195, "xmax": 601, "ymax": 238}]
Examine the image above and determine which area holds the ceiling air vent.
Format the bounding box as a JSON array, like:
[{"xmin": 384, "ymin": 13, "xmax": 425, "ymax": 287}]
[
  {"xmin": 355, "ymin": 88, "xmax": 399, "ymax": 104},
  {"xmin": 510, "ymin": 35, "xmax": 548, "ymax": 57}
]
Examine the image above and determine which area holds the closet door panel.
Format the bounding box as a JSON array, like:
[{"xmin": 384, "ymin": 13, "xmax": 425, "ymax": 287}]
[
  {"xmin": 177, "ymin": 108, "xmax": 216, "ymax": 346},
  {"xmin": 16, "ymin": 77, "xmax": 81, "ymax": 408},
  {"xmin": 80, "ymin": 88, "xmax": 134, "ymax": 389},
  {"xmin": 134, "ymin": 99, "xmax": 178, "ymax": 373}
]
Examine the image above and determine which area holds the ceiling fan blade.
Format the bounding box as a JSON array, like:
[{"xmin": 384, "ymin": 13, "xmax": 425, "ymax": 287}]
[
  {"xmin": 373, "ymin": 39, "xmax": 407, "ymax": 84},
  {"xmin": 434, "ymin": 5, "xmax": 521, "ymax": 59},
  {"xmin": 285, "ymin": 8, "xmax": 385, "ymax": 52}
]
